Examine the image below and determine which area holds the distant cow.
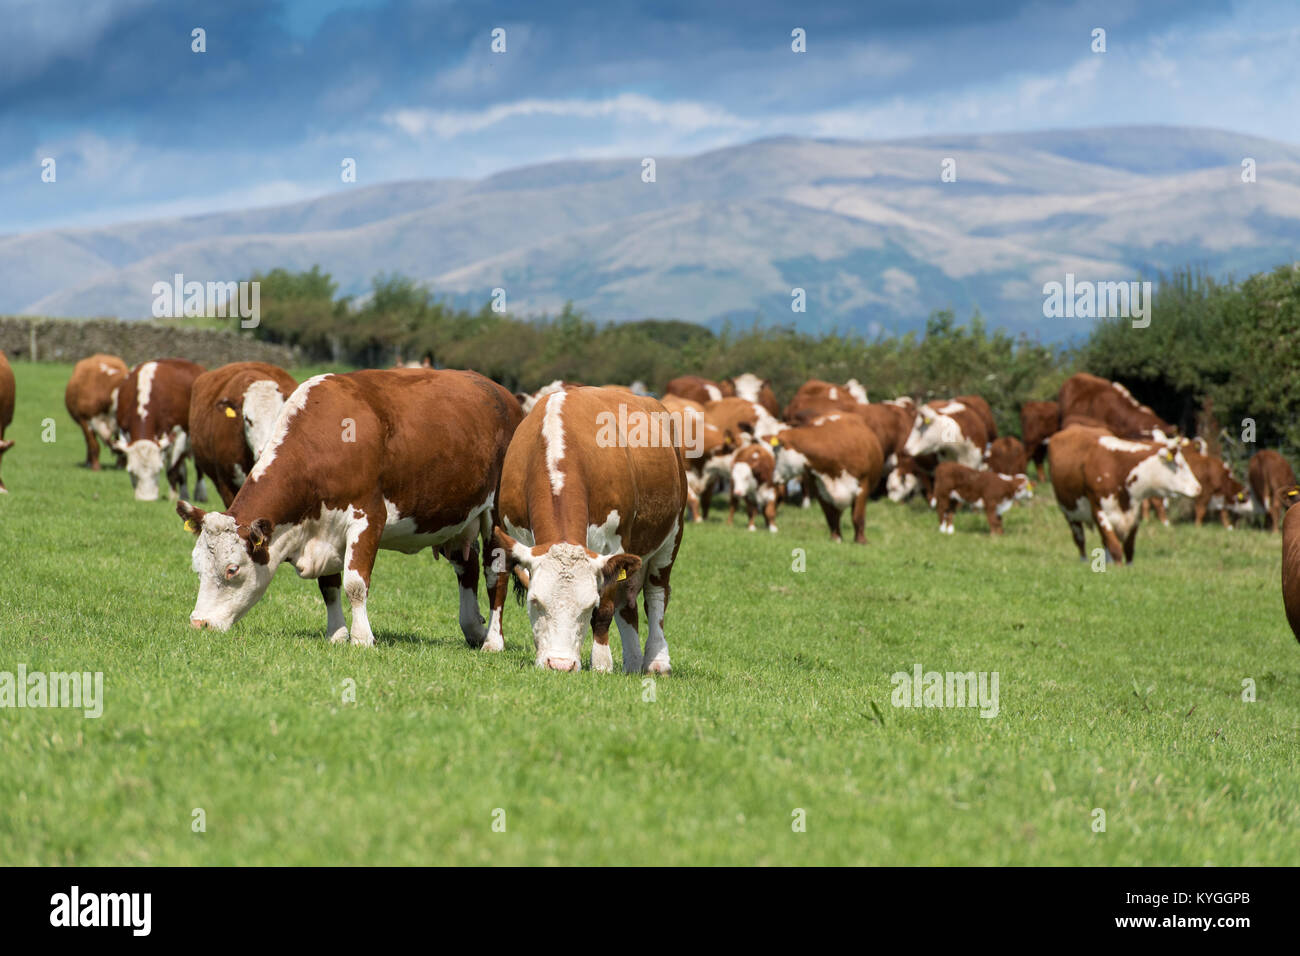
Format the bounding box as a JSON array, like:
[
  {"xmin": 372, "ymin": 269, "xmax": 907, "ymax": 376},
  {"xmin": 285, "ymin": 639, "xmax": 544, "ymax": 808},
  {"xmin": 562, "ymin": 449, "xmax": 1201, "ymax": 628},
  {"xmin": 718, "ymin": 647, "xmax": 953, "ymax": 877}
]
[
  {"xmin": 178, "ymin": 369, "xmax": 523, "ymax": 648},
  {"xmin": 985, "ymin": 436, "xmax": 1027, "ymax": 476},
  {"xmin": 772, "ymin": 417, "xmax": 884, "ymax": 543},
  {"xmin": 1058, "ymin": 372, "xmax": 1172, "ymax": 439},
  {"xmin": 1249, "ymin": 449, "xmax": 1297, "ymax": 532},
  {"xmin": 0, "ymin": 350, "xmax": 13, "ymax": 493},
  {"xmin": 784, "ymin": 378, "xmax": 868, "ymax": 424},
  {"xmin": 665, "ymin": 375, "xmax": 726, "ymax": 406},
  {"xmin": 65, "ymin": 354, "xmax": 128, "ymax": 470},
  {"xmin": 1020, "ymin": 400, "xmax": 1059, "ymax": 482},
  {"xmin": 932, "ymin": 462, "xmax": 1032, "ymax": 535},
  {"xmin": 721, "ymin": 373, "xmax": 781, "ymax": 418},
  {"xmin": 729, "ymin": 440, "xmax": 779, "ymax": 532},
  {"xmin": 1281, "ymin": 486, "xmax": 1300, "ymax": 644},
  {"xmin": 903, "ymin": 399, "xmax": 988, "ymax": 468},
  {"xmin": 661, "ymin": 393, "xmax": 727, "ymax": 522},
  {"xmin": 495, "ymin": 387, "xmax": 687, "ymax": 673},
  {"xmin": 114, "ymin": 358, "xmax": 207, "ymax": 501},
  {"xmin": 1048, "ymin": 425, "xmax": 1200, "ymax": 564},
  {"xmin": 1180, "ymin": 449, "xmax": 1251, "ymax": 528},
  {"xmin": 191, "ymin": 362, "xmax": 298, "ymax": 506}
]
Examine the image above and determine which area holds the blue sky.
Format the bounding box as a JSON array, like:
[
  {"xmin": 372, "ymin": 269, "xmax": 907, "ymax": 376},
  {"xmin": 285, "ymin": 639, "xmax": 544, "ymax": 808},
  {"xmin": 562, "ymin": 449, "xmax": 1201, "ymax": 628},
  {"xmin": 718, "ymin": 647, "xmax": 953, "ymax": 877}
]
[{"xmin": 2, "ymin": 0, "xmax": 1298, "ymax": 233}]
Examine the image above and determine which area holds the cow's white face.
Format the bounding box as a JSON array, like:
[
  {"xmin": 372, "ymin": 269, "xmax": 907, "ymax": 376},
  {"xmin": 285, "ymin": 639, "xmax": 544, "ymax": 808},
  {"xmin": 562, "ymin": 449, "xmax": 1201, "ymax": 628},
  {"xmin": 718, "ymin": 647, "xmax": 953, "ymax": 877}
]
[
  {"xmin": 886, "ymin": 468, "xmax": 919, "ymax": 502},
  {"xmin": 180, "ymin": 506, "xmax": 276, "ymax": 631},
  {"xmin": 1137, "ymin": 441, "xmax": 1201, "ymax": 499},
  {"xmin": 121, "ymin": 437, "xmax": 168, "ymax": 500},
  {"xmin": 499, "ymin": 532, "xmax": 640, "ymax": 671},
  {"xmin": 904, "ymin": 410, "xmax": 962, "ymax": 458},
  {"xmin": 1012, "ymin": 475, "xmax": 1034, "ymax": 501},
  {"xmin": 241, "ymin": 380, "xmax": 288, "ymax": 460}
]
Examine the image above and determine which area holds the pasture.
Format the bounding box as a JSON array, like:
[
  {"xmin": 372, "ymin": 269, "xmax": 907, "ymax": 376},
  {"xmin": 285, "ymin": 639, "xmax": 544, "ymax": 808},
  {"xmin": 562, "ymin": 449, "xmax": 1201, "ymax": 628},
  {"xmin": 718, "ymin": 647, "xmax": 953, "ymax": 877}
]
[{"xmin": 1, "ymin": 361, "xmax": 1298, "ymax": 865}]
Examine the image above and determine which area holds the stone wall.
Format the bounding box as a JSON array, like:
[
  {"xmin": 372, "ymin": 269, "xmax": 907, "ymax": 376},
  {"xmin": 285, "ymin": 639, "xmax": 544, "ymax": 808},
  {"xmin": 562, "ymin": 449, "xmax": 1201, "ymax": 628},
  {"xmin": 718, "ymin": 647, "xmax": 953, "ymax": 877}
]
[{"xmin": 0, "ymin": 317, "xmax": 300, "ymax": 368}]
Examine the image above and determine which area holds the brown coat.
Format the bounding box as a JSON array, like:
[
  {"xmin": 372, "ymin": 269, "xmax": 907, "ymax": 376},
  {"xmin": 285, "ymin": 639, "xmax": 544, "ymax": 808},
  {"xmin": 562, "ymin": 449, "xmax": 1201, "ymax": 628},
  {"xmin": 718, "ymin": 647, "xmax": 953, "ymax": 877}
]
[
  {"xmin": 190, "ymin": 362, "xmax": 298, "ymax": 506},
  {"xmin": 1249, "ymin": 450, "xmax": 1297, "ymax": 532},
  {"xmin": 0, "ymin": 350, "xmax": 14, "ymax": 492},
  {"xmin": 985, "ymin": 436, "xmax": 1027, "ymax": 476},
  {"xmin": 1281, "ymin": 486, "xmax": 1300, "ymax": 644},
  {"xmin": 1020, "ymin": 400, "xmax": 1059, "ymax": 482},
  {"xmin": 932, "ymin": 461, "xmax": 1030, "ymax": 535},
  {"xmin": 64, "ymin": 353, "xmax": 128, "ymax": 469},
  {"xmin": 664, "ymin": 375, "xmax": 725, "ymax": 405},
  {"xmin": 1058, "ymin": 372, "xmax": 1172, "ymax": 439},
  {"xmin": 774, "ymin": 417, "xmax": 883, "ymax": 543},
  {"xmin": 784, "ymin": 379, "xmax": 867, "ymax": 423}
]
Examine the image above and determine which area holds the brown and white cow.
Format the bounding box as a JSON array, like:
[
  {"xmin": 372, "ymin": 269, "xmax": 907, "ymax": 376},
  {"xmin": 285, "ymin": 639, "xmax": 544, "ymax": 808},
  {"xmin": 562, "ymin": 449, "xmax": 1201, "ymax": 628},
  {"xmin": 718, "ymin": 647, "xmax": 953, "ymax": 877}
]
[
  {"xmin": 1281, "ymin": 486, "xmax": 1300, "ymax": 644},
  {"xmin": 665, "ymin": 375, "xmax": 726, "ymax": 406},
  {"xmin": 932, "ymin": 462, "xmax": 1032, "ymax": 535},
  {"xmin": 1048, "ymin": 425, "xmax": 1200, "ymax": 564},
  {"xmin": 1249, "ymin": 449, "xmax": 1297, "ymax": 533},
  {"xmin": 113, "ymin": 358, "xmax": 207, "ymax": 501},
  {"xmin": 985, "ymin": 436, "xmax": 1027, "ymax": 477},
  {"xmin": 784, "ymin": 378, "xmax": 869, "ymax": 424},
  {"xmin": 177, "ymin": 369, "xmax": 523, "ymax": 648},
  {"xmin": 494, "ymin": 387, "xmax": 687, "ymax": 673},
  {"xmin": 65, "ymin": 353, "xmax": 128, "ymax": 470},
  {"xmin": 1020, "ymin": 400, "xmax": 1059, "ymax": 482},
  {"xmin": 661, "ymin": 393, "xmax": 727, "ymax": 522},
  {"xmin": 0, "ymin": 350, "xmax": 14, "ymax": 493},
  {"xmin": 190, "ymin": 362, "xmax": 298, "ymax": 506},
  {"xmin": 902, "ymin": 399, "xmax": 988, "ymax": 469},
  {"xmin": 1179, "ymin": 449, "xmax": 1250, "ymax": 528},
  {"xmin": 1058, "ymin": 372, "xmax": 1173, "ymax": 439},
  {"xmin": 729, "ymin": 440, "xmax": 779, "ymax": 532},
  {"xmin": 721, "ymin": 372, "xmax": 781, "ymax": 418},
  {"xmin": 772, "ymin": 417, "xmax": 883, "ymax": 543}
]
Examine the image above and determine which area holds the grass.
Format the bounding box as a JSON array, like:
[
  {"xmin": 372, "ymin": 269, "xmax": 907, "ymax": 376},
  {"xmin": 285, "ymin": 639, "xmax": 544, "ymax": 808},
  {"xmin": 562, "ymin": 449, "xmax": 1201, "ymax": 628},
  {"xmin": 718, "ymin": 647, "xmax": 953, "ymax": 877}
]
[{"xmin": 1, "ymin": 360, "xmax": 1298, "ymax": 865}]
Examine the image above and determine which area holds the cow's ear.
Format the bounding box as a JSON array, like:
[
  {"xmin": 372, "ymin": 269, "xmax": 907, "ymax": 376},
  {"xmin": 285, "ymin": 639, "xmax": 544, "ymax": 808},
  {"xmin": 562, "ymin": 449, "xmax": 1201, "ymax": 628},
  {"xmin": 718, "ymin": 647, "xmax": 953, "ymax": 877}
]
[
  {"xmin": 597, "ymin": 552, "xmax": 642, "ymax": 605},
  {"xmin": 217, "ymin": 398, "xmax": 240, "ymax": 419},
  {"xmin": 493, "ymin": 526, "xmax": 535, "ymax": 569},
  {"xmin": 177, "ymin": 500, "xmax": 206, "ymax": 535},
  {"xmin": 247, "ymin": 518, "xmax": 273, "ymax": 553}
]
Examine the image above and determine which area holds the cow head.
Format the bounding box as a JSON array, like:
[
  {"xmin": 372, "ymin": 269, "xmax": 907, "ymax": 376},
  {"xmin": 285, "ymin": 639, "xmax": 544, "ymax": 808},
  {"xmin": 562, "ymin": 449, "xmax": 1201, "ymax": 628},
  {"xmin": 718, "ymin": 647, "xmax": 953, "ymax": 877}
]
[
  {"xmin": 495, "ymin": 527, "xmax": 641, "ymax": 672},
  {"xmin": 904, "ymin": 406, "xmax": 964, "ymax": 459},
  {"xmin": 886, "ymin": 466, "xmax": 919, "ymax": 502},
  {"xmin": 114, "ymin": 431, "xmax": 174, "ymax": 501},
  {"xmin": 1010, "ymin": 474, "xmax": 1034, "ymax": 501},
  {"xmin": 1148, "ymin": 438, "xmax": 1201, "ymax": 498},
  {"xmin": 228, "ymin": 379, "xmax": 288, "ymax": 460},
  {"xmin": 178, "ymin": 501, "xmax": 276, "ymax": 631}
]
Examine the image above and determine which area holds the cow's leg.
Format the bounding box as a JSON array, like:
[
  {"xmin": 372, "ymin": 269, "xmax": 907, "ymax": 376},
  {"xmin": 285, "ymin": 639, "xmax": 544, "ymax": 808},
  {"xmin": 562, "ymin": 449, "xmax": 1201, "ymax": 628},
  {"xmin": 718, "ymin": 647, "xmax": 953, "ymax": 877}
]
[
  {"xmin": 614, "ymin": 604, "xmax": 642, "ymax": 674},
  {"xmin": 1093, "ymin": 507, "xmax": 1125, "ymax": 564},
  {"xmin": 763, "ymin": 493, "xmax": 779, "ymax": 532},
  {"xmin": 590, "ymin": 598, "xmax": 616, "ymax": 674},
  {"xmin": 1151, "ymin": 497, "xmax": 1169, "ymax": 527},
  {"xmin": 78, "ymin": 420, "xmax": 101, "ymax": 470},
  {"xmin": 815, "ymin": 491, "xmax": 843, "ymax": 542},
  {"xmin": 1194, "ymin": 496, "xmax": 1207, "ymax": 526},
  {"xmin": 318, "ymin": 573, "xmax": 347, "ymax": 642},
  {"xmin": 444, "ymin": 536, "xmax": 487, "ymax": 648},
  {"xmin": 193, "ymin": 471, "xmax": 208, "ymax": 503},
  {"xmin": 642, "ymin": 575, "xmax": 672, "ymax": 675},
  {"xmin": 0, "ymin": 438, "xmax": 10, "ymax": 492},
  {"xmin": 1220, "ymin": 508, "xmax": 1233, "ymax": 530},
  {"xmin": 851, "ymin": 483, "xmax": 869, "ymax": 544},
  {"xmin": 727, "ymin": 493, "xmax": 737, "ymax": 525},
  {"xmin": 482, "ymin": 513, "xmax": 508, "ymax": 652},
  {"xmin": 1270, "ymin": 496, "xmax": 1282, "ymax": 533},
  {"xmin": 685, "ymin": 485, "xmax": 701, "ymax": 523},
  {"xmin": 745, "ymin": 498, "xmax": 758, "ymax": 531},
  {"xmin": 985, "ymin": 504, "xmax": 1004, "ymax": 536},
  {"xmin": 342, "ymin": 510, "xmax": 383, "ymax": 646},
  {"xmin": 698, "ymin": 476, "xmax": 714, "ymax": 520},
  {"xmin": 166, "ymin": 457, "xmax": 187, "ymax": 502},
  {"xmin": 1123, "ymin": 525, "xmax": 1138, "ymax": 564},
  {"xmin": 1060, "ymin": 507, "xmax": 1087, "ymax": 559}
]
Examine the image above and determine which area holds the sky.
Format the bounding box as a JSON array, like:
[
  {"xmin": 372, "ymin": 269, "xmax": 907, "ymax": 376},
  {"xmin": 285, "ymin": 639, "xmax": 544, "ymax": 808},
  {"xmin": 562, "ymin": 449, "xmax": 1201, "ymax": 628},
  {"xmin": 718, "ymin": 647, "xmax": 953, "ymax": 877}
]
[{"xmin": 2, "ymin": 0, "xmax": 1298, "ymax": 233}]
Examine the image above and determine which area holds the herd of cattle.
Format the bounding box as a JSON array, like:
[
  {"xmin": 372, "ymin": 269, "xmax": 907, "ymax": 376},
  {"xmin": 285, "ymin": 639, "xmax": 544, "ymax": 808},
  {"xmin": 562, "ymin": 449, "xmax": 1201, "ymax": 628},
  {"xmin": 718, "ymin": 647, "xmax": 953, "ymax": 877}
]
[{"xmin": 1, "ymin": 349, "xmax": 1299, "ymax": 667}]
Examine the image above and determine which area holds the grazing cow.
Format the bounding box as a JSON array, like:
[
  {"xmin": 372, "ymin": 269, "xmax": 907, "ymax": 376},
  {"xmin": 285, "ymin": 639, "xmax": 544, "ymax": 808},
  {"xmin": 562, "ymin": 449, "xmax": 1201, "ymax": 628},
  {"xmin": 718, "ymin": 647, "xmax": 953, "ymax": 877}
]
[
  {"xmin": 191, "ymin": 362, "xmax": 298, "ymax": 506},
  {"xmin": 1281, "ymin": 486, "xmax": 1300, "ymax": 644},
  {"xmin": 177, "ymin": 369, "xmax": 523, "ymax": 648},
  {"xmin": 1048, "ymin": 425, "xmax": 1200, "ymax": 564},
  {"xmin": 495, "ymin": 387, "xmax": 687, "ymax": 673},
  {"xmin": 65, "ymin": 354, "xmax": 128, "ymax": 470},
  {"xmin": 932, "ymin": 462, "xmax": 1032, "ymax": 535},
  {"xmin": 1249, "ymin": 449, "xmax": 1297, "ymax": 532},
  {"xmin": 1179, "ymin": 449, "xmax": 1250, "ymax": 528},
  {"xmin": 113, "ymin": 358, "xmax": 207, "ymax": 501},
  {"xmin": 772, "ymin": 417, "xmax": 884, "ymax": 543},
  {"xmin": 1058, "ymin": 372, "xmax": 1173, "ymax": 439},
  {"xmin": 729, "ymin": 440, "xmax": 779, "ymax": 532},
  {"xmin": 903, "ymin": 400, "xmax": 988, "ymax": 468},
  {"xmin": 1020, "ymin": 400, "xmax": 1059, "ymax": 482},
  {"xmin": 886, "ymin": 452, "xmax": 926, "ymax": 502},
  {"xmin": 985, "ymin": 436, "xmax": 1027, "ymax": 477},
  {"xmin": 721, "ymin": 372, "xmax": 781, "ymax": 418},
  {"xmin": 854, "ymin": 402, "xmax": 913, "ymax": 472},
  {"xmin": 665, "ymin": 375, "xmax": 725, "ymax": 405},
  {"xmin": 784, "ymin": 378, "xmax": 868, "ymax": 424},
  {"xmin": 704, "ymin": 396, "xmax": 782, "ymax": 445},
  {"xmin": 0, "ymin": 350, "xmax": 13, "ymax": 493}
]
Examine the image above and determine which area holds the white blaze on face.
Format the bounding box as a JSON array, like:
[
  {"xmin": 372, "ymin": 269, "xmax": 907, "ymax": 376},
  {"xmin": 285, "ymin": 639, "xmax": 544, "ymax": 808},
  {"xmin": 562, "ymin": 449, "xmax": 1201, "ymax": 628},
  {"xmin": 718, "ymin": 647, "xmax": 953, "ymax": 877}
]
[
  {"xmin": 517, "ymin": 542, "xmax": 607, "ymax": 669},
  {"xmin": 250, "ymin": 374, "xmax": 330, "ymax": 481},
  {"xmin": 886, "ymin": 468, "xmax": 918, "ymax": 502},
  {"xmin": 125, "ymin": 439, "xmax": 166, "ymax": 500},
  {"xmin": 241, "ymin": 380, "xmax": 288, "ymax": 460},
  {"xmin": 188, "ymin": 513, "xmax": 276, "ymax": 630},
  {"xmin": 542, "ymin": 391, "xmax": 567, "ymax": 495},
  {"xmin": 135, "ymin": 362, "xmax": 158, "ymax": 425},
  {"xmin": 731, "ymin": 460, "xmax": 757, "ymax": 499}
]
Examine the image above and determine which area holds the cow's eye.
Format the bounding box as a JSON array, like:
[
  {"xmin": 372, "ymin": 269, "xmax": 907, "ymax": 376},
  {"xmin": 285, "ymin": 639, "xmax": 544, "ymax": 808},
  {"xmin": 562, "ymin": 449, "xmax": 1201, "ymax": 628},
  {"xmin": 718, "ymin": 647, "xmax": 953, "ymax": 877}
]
[{"xmin": 224, "ymin": 564, "xmax": 240, "ymax": 580}]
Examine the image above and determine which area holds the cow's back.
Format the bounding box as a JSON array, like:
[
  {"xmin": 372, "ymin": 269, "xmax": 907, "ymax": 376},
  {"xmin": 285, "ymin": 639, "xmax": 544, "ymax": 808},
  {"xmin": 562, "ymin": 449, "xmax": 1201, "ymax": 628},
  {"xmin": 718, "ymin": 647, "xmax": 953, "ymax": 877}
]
[
  {"xmin": 1048, "ymin": 425, "xmax": 1111, "ymax": 503},
  {"xmin": 116, "ymin": 358, "xmax": 206, "ymax": 440},
  {"xmin": 65, "ymin": 354, "xmax": 127, "ymax": 420}
]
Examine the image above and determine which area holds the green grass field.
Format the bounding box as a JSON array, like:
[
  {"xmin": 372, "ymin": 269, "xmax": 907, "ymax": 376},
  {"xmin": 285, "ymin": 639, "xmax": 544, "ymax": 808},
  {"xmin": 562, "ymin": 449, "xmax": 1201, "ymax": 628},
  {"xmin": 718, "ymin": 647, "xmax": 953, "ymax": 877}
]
[{"xmin": 1, "ymin": 361, "xmax": 1298, "ymax": 865}]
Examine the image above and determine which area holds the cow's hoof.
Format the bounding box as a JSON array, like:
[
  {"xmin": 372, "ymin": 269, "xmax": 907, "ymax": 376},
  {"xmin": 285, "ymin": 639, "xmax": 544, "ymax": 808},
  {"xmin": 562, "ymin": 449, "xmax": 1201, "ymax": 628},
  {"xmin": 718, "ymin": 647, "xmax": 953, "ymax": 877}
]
[
  {"xmin": 768, "ymin": 525, "xmax": 778, "ymax": 533},
  {"xmin": 350, "ymin": 632, "xmax": 375, "ymax": 647},
  {"xmin": 591, "ymin": 644, "xmax": 614, "ymax": 673},
  {"xmin": 480, "ymin": 636, "xmax": 504, "ymax": 653},
  {"xmin": 645, "ymin": 658, "xmax": 671, "ymax": 675},
  {"xmin": 328, "ymin": 628, "xmax": 348, "ymax": 644}
]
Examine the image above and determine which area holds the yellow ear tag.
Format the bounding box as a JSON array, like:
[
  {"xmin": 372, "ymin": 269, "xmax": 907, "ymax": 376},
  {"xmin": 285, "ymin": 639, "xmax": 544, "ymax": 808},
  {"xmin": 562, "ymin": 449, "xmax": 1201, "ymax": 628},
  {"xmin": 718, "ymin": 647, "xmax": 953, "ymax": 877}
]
[
  {"xmin": 617, "ymin": 568, "xmax": 627, "ymax": 581},
  {"xmin": 769, "ymin": 437, "xmax": 779, "ymax": 446},
  {"xmin": 224, "ymin": 406, "xmax": 238, "ymax": 418},
  {"xmin": 184, "ymin": 519, "xmax": 196, "ymax": 532}
]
